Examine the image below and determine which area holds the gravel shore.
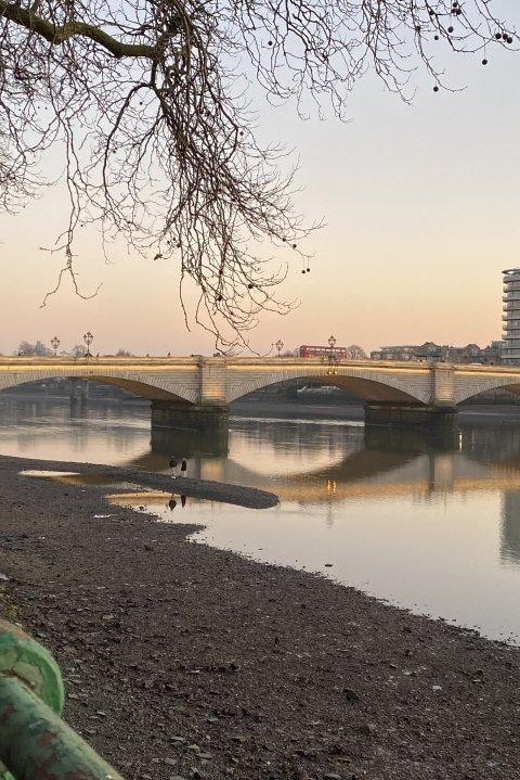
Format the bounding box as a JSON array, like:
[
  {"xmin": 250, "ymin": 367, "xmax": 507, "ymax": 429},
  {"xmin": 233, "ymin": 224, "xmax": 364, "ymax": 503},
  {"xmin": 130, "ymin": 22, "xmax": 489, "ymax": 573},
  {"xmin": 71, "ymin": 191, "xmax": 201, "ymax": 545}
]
[{"xmin": 1, "ymin": 453, "xmax": 520, "ymax": 779}]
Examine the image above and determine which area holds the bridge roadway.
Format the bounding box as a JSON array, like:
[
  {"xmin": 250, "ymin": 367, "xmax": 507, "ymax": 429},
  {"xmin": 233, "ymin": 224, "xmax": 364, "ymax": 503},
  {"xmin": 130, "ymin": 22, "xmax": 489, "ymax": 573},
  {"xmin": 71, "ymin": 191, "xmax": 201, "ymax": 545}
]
[{"xmin": 1, "ymin": 356, "xmax": 520, "ymax": 429}]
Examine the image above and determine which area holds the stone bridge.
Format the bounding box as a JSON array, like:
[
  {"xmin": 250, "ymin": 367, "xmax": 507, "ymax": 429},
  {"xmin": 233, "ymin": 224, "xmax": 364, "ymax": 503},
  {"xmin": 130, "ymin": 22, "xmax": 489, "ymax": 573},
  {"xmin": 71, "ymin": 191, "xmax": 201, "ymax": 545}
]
[{"xmin": 1, "ymin": 355, "xmax": 520, "ymax": 430}]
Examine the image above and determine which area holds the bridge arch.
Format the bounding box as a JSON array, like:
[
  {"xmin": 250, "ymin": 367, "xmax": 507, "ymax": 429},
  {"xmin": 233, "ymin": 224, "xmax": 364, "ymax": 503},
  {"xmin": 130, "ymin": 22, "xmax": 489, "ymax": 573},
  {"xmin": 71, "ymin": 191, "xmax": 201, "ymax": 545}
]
[
  {"xmin": 0, "ymin": 371, "xmax": 195, "ymax": 404},
  {"xmin": 454, "ymin": 377, "xmax": 520, "ymax": 405},
  {"xmin": 226, "ymin": 368, "xmax": 430, "ymax": 405}
]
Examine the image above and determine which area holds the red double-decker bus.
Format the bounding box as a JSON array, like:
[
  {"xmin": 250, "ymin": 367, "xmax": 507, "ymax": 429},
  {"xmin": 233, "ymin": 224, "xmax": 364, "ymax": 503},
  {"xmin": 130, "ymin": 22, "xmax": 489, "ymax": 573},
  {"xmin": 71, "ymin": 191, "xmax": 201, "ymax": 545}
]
[{"xmin": 298, "ymin": 345, "xmax": 348, "ymax": 358}]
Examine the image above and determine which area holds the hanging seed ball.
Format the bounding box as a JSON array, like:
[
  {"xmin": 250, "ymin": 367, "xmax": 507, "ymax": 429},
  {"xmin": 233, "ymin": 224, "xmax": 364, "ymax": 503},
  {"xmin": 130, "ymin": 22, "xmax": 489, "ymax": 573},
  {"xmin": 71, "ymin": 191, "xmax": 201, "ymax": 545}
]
[
  {"xmin": 292, "ymin": 243, "xmax": 297, "ymax": 249},
  {"xmin": 433, "ymin": 85, "xmax": 439, "ymax": 92},
  {"xmin": 482, "ymin": 58, "xmax": 488, "ymax": 65},
  {"xmin": 454, "ymin": 8, "xmax": 462, "ymax": 15},
  {"xmin": 301, "ymin": 269, "xmax": 306, "ymax": 274},
  {"xmin": 507, "ymin": 36, "xmax": 514, "ymax": 44},
  {"xmin": 415, "ymin": 25, "xmax": 421, "ymax": 33},
  {"xmin": 217, "ymin": 295, "xmax": 223, "ymax": 301},
  {"xmin": 495, "ymin": 32, "xmax": 502, "ymax": 39},
  {"xmin": 268, "ymin": 40, "xmax": 273, "ymax": 46},
  {"xmin": 447, "ymin": 26, "xmax": 454, "ymax": 33},
  {"xmin": 247, "ymin": 283, "xmax": 254, "ymax": 289},
  {"xmin": 434, "ymin": 34, "xmax": 439, "ymax": 40},
  {"xmin": 306, "ymin": 267, "xmax": 311, "ymax": 272}
]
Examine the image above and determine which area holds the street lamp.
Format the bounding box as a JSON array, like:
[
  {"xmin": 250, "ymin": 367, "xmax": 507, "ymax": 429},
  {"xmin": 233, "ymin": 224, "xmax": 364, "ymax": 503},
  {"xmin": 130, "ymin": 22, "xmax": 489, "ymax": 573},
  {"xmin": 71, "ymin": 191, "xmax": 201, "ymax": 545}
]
[
  {"xmin": 323, "ymin": 334, "xmax": 338, "ymax": 375},
  {"xmin": 50, "ymin": 336, "xmax": 60, "ymax": 356},
  {"xmin": 275, "ymin": 339, "xmax": 284, "ymax": 357},
  {"xmin": 83, "ymin": 331, "xmax": 94, "ymax": 357}
]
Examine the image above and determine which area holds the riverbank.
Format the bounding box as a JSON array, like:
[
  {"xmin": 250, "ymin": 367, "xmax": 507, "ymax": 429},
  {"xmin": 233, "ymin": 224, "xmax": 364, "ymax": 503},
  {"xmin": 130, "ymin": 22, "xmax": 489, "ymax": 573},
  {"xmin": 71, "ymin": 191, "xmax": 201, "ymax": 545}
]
[{"xmin": 1, "ymin": 453, "xmax": 520, "ymax": 779}]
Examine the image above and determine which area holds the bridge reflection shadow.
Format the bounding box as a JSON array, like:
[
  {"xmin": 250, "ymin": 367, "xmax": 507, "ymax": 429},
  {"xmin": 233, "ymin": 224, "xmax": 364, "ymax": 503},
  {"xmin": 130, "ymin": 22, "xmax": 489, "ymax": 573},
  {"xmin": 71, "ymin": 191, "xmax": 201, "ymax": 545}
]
[
  {"xmin": 363, "ymin": 425, "xmax": 460, "ymax": 454},
  {"xmin": 150, "ymin": 425, "xmax": 229, "ymax": 459}
]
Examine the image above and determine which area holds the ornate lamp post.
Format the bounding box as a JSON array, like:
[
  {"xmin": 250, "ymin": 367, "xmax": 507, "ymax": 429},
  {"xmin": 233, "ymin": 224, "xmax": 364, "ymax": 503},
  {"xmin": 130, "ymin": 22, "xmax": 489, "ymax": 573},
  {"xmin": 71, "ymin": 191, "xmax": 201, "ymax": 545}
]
[
  {"xmin": 50, "ymin": 336, "xmax": 60, "ymax": 356},
  {"xmin": 275, "ymin": 339, "xmax": 284, "ymax": 357},
  {"xmin": 83, "ymin": 331, "xmax": 94, "ymax": 358},
  {"xmin": 324, "ymin": 334, "xmax": 338, "ymax": 375}
]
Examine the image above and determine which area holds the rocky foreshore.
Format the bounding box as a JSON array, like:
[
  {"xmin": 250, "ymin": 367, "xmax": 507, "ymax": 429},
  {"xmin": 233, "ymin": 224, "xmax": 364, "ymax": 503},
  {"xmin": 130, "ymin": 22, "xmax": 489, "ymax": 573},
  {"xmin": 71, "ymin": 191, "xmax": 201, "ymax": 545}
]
[{"xmin": 1, "ymin": 453, "xmax": 519, "ymax": 779}]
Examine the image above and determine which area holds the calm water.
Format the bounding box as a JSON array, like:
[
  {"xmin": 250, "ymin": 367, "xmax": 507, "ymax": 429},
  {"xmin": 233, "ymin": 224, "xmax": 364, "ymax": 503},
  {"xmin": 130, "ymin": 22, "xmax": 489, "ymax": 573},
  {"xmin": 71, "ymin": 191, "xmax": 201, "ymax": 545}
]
[{"xmin": 3, "ymin": 395, "xmax": 520, "ymax": 644}]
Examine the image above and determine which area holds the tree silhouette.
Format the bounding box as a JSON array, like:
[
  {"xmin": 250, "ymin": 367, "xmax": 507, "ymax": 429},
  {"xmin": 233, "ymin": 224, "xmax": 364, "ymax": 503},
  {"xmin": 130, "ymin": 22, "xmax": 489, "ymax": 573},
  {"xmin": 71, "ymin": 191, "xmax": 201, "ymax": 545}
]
[
  {"xmin": 345, "ymin": 345, "xmax": 367, "ymax": 360},
  {"xmin": 0, "ymin": 0, "xmax": 513, "ymax": 347},
  {"xmin": 16, "ymin": 340, "xmax": 52, "ymax": 356}
]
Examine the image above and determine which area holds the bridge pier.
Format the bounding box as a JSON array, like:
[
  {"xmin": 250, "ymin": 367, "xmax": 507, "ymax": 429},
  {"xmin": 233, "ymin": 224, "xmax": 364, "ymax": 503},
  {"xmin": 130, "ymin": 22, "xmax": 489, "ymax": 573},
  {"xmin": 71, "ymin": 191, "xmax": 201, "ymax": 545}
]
[{"xmin": 365, "ymin": 402, "xmax": 458, "ymax": 430}]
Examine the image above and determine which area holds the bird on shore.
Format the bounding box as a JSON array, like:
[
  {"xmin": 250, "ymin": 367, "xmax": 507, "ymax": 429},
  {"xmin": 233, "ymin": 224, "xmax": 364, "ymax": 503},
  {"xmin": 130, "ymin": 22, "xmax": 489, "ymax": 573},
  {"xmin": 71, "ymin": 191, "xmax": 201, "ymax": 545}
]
[
  {"xmin": 180, "ymin": 495, "xmax": 187, "ymax": 508},
  {"xmin": 169, "ymin": 455, "xmax": 178, "ymax": 476},
  {"xmin": 180, "ymin": 458, "xmax": 188, "ymax": 476},
  {"xmin": 168, "ymin": 495, "xmax": 177, "ymax": 511}
]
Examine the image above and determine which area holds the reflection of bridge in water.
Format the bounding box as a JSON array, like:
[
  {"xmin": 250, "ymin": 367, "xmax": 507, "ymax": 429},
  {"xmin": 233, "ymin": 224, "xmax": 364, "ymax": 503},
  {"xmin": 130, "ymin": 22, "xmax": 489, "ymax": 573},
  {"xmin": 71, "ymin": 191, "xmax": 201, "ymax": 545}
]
[
  {"xmin": 127, "ymin": 421, "xmax": 520, "ymax": 502},
  {"xmin": 127, "ymin": 420, "xmax": 520, "ymax": 567}
]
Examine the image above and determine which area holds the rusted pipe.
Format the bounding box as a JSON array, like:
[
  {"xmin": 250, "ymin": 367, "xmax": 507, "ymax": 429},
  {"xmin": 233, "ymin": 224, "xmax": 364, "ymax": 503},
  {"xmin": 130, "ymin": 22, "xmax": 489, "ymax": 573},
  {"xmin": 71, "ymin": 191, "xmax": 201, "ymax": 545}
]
[{"xmin": 0, "ymin": 619, "xmax": 126, "ymax": 780}]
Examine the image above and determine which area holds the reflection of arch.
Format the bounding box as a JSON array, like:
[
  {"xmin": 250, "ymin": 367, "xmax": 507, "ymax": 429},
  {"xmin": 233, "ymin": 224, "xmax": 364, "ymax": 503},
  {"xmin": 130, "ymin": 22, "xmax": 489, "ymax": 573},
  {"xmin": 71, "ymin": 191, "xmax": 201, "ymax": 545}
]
[
  {"xmin": 0, "ymin": 373, "xmax": 194, "ymax": 403},
  {"xmin": 227, "ymin": 371, "xmax": 429, "ymax": 404},
  {"xmin": 223, "ymin": 448, "xmax": 419, "ymax": 484}
]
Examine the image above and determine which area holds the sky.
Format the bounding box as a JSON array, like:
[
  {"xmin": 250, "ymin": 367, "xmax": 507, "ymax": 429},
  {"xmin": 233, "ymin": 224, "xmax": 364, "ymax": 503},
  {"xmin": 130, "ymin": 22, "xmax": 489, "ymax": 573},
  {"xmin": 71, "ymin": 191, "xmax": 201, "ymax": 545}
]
[{"xmin": 1, "ymin": 2, "xmax": 519, "ymax": 357}]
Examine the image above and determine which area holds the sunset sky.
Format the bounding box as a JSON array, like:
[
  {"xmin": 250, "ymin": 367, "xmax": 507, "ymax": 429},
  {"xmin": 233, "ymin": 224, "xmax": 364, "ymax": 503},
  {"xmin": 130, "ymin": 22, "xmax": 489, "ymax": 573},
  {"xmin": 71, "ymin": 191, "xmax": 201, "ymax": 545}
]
[{"xmin": 1, "ymin": 1, "xmax": 519, "ymax": 357}]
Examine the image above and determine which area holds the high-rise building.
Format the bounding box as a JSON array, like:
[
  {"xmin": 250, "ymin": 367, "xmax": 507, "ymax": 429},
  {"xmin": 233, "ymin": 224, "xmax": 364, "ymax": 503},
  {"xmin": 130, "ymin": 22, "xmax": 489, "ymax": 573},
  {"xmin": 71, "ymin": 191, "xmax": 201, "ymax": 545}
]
[{"xmin": 502, "ymin": 268, "xmax": 520, "ymax": 364}]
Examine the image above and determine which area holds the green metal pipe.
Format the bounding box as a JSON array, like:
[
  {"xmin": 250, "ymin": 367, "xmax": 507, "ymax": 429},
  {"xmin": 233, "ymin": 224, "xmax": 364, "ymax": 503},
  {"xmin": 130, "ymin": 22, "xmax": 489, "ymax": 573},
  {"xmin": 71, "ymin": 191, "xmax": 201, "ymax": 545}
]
[
  {"xmin": 0, "ymin": 675, "xmax": 125, "ymax": 780},
  {"xmin": 0, "ymin": 619, "xmax": 127, "ymax": 780}
]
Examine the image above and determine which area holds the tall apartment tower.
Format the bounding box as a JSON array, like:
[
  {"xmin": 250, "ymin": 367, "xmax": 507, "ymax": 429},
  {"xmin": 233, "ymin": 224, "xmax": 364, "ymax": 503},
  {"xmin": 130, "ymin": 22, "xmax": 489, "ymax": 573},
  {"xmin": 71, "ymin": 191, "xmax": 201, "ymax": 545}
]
[{"xmin": 502, "ymin": 268, "xmax": 520, "ymax": 363}]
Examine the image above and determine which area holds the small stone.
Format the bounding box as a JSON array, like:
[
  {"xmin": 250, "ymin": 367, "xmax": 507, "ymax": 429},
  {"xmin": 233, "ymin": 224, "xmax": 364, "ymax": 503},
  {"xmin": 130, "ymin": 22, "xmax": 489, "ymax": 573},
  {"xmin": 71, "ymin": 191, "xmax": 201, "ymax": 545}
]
[
  {"xmin": 324, "ymin": 774, "xmax": 342, "ymax": 780},
  {"xmin": 164, "ymin": 758, "xmax": 178, "ymax": 766}
]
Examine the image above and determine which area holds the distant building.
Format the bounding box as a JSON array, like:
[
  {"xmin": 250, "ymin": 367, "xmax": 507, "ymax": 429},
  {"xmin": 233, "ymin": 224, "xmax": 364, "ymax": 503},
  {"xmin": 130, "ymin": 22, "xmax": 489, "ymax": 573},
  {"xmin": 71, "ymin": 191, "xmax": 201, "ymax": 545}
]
[
  {"xmin": 502, "ymin": 268, "xmax": 520, "ymax": 364},
  {"xmin": 370, "ymin": 341, "xmax": 502, "ymax": 364}
]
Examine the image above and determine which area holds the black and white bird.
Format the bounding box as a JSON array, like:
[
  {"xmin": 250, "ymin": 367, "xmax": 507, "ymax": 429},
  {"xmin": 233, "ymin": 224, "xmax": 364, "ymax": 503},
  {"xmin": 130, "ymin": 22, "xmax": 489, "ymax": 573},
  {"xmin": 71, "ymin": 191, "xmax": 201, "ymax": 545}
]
[{"xmin": 180, "ymin": 458, "xmax": 188, "ymax": 476}]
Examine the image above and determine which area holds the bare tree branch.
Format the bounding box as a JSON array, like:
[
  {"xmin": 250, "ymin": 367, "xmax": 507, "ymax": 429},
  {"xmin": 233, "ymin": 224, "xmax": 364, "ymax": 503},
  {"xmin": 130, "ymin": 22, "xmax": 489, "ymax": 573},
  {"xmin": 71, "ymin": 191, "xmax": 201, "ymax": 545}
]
[
  {"xmin": 0, "ymin": 0, "xmax": 157, "ymax": 57},
  {"xmin": 0, "ymin": 0, "xmax": 514, "ymax": 349}
]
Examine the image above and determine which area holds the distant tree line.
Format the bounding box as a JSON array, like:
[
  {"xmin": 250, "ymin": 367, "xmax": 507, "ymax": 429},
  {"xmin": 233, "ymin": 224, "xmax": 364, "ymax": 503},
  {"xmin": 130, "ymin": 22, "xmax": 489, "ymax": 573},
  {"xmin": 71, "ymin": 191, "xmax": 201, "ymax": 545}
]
[{"xmin": 14, "ymin": 341, "xmax": 134, "ymax": 357}]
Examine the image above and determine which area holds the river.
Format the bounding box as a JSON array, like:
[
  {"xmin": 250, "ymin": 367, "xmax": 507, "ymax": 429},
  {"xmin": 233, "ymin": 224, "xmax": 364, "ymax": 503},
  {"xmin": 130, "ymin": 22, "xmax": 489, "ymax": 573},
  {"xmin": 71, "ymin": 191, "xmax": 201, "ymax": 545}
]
[{"xmin": 2, "ymin": 393, "xmax": 520, "ymax": 644}]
